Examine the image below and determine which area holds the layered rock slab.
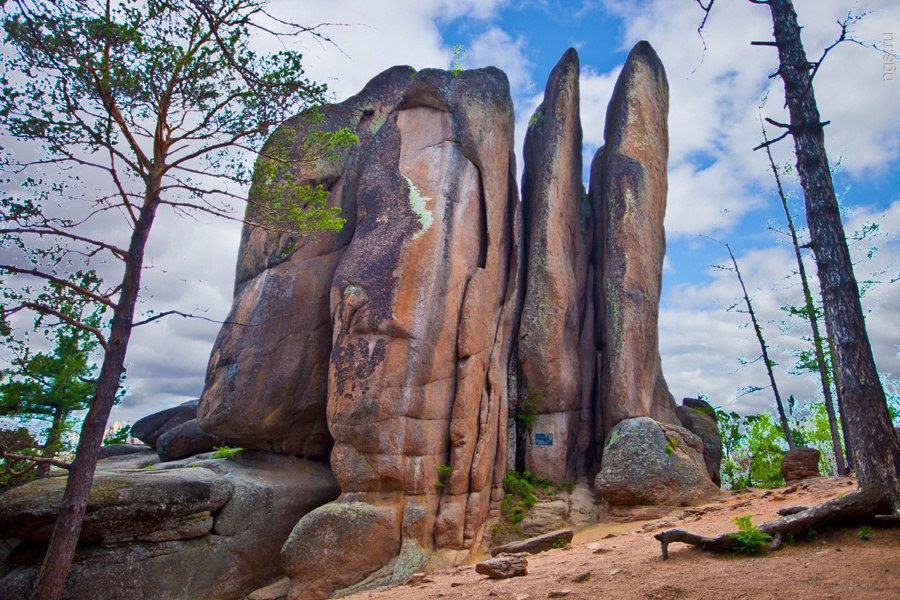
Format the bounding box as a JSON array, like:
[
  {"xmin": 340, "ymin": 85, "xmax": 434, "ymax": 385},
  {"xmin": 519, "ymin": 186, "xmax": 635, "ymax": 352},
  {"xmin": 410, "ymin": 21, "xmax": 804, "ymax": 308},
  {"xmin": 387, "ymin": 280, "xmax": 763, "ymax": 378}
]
[
  {"xmin": 197, "ymin": 66, "xmax": 415, "ymax": 458},
  {"xmin": 283, "ymin": 65, "xmax": 520, "ymax": 599},
  {"xmin": 0, "ymin": 451, "xmax": 339, "ymax": 600},
  {"xmin": 518, "ymin": 48, "xmax": 594, "ymax": 482},
  {"xmin": 591, "ymin": 41, "xmax": 677, "ymax": 438}
]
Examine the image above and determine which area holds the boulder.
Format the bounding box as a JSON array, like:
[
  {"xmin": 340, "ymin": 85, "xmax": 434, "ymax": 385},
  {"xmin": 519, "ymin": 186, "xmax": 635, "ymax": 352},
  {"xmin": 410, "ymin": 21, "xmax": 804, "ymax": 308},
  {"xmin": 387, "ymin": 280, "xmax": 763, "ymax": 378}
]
[
  {"xmin": 198, "ymin": 66, "xmax": 416, "ymax": 458},
  {"xmin": 131, "ymin": 399, "xmax": 198, "ymax": 448},
  {"xmin": 591, "ymin": 41, "xmax": 677, "ymax": 437},
  {"xmin": 518, "ymin": 48, "xmax": 593, "ymax": 482},
  {"xmin": 0, "ymin": 451, "xmax": 339, "ymax": 600},
  {"xmin": 594, "ymin": 417, "xmax": 719, "ymax": 507},
  {"xmin": 490, "ymin": 529, "xmax": 573, "ymax": 556},
  {"xmin": 676, "ymin": 398, "xmax": 722, "ymax": 487},
  {"xmin": 780, "ymin": 447, "xmax": 821, "ymax": 483},
  {"xmin": 98, "ymin": 443, "xmax": 149, "ymax": 459},
  {"xmin": 475, "ymin": 553, "xmax": 528, "ymax": 579},
  {"xmin": 156, "ymin": 418, "xmax": 228, "ymax": 462}
]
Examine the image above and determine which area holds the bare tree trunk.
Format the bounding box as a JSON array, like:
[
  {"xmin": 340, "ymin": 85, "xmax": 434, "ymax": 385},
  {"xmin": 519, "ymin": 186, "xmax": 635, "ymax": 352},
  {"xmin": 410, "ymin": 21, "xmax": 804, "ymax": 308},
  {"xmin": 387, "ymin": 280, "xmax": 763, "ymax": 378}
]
[
  {"xmin": 763, "ymin": 0, "xmax": 900, "ymax": 503},
  {"xmin": 721, "ymin": 241, "xmax": 794, "ymax": 449},
  {"xmin": 29, "ymin": 189, "xmax": 160, "ymax": 600},
  {"xmin": 761, "ymin": 132, "xmax": 845, "ymax": 474},
  {"xmin": 37, "ymin": 407, "xmax": 65, "ymax": 478}
]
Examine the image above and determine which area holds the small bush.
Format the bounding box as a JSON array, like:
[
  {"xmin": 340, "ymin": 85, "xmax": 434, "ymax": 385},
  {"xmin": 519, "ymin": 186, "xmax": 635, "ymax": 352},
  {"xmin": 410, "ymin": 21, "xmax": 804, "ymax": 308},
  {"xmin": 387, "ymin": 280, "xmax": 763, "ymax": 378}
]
[
  {"xmin": 212, "ymin": 446, "xmax": 243, "ymax": 459},
  {"xmin": 436, "ymin": 464, "xmax": 452, "ymax": 488},
  {"xmin": 858, "ymin": 525, "xmax": 872, "ymax": 540},
  {"xmin": 730, "ymin": 515, "xmax": 771, "ymax": 555},
  {"xmin": 551, "ymin": 536, "xmax": 568, "ymax": 549}
]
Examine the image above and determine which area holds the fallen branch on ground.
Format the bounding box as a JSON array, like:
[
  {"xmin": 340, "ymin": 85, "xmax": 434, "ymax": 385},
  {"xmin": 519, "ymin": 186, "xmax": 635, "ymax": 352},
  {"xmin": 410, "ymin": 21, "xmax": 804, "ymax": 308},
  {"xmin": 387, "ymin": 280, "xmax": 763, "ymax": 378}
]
[{"xmin": 654, "ymin": 490, "xmax": 897, "ymax": 559}]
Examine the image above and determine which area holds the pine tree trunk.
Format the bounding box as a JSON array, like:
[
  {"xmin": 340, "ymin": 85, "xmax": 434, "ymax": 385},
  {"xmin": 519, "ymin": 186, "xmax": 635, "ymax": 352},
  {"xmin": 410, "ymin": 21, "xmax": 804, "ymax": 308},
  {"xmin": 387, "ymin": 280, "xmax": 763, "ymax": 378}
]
[
  {"xmin": 765, "ymin": 0, "xmax": 900, "ymax": 503},
  {"xmin": 29, "ymin": 187, "xmax": 161, "ymax": 600}
]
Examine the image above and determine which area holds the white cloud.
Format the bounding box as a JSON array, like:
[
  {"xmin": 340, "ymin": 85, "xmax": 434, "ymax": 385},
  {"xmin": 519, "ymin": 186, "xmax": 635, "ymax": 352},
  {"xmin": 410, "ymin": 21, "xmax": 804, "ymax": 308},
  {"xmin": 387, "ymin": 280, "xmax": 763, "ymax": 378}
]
[{"xmin": 468, "ymin": 26, "xmax": 535, "ymax": 95}]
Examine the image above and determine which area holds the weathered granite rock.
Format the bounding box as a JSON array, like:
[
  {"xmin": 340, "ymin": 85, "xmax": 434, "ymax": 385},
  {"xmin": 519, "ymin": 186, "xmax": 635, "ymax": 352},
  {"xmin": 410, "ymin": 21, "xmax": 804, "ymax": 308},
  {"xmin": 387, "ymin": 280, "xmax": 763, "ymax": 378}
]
[
  {"xmin": 780, "ymin": 447, "xmax": 821, "ymax": 482},
  {"xmin": 591, "ymin": 41, "xmax": 677, "ymax": 438},
  {"xmin": 0, "ymin": 452, "xmax": 339, "ymax": 600},
  {"xmin": 594, "ymin": 417, "xmax": 719, "ymax": 507},
  {"xmin": 0, "ymin": 466, "xmax": 232, "ymax": 544},
  {"xmin": 475, "ymin": 552, "xmax": 528, "ymax": 579},
  {"xmin": 281, "ymin": 64, "xmax": 521, "ymax": 600},
  {"xmin": 131, "ymin": 399, "xmax": 198, "ymax": 449},
  {"xmin": 676, "ymin": 398, "xmax": 722, "ymax": 487},
  {"xmin": 490, "ymin": 529, "xmax": 573, "ymax": 556},
  {"xmin": 98, "ymin": 443, "xmax": 149, "ymax": 459},
  {"xmin": 198, "ymin": 66, "xmax": 415, "ymax": 458},
  {"xmin": 518, "ymin": 48, "xmax": 592, "ymax": 482},
  {"xmin": 157, "ymin": 418, "xmax": 229, "ymax": 462}
]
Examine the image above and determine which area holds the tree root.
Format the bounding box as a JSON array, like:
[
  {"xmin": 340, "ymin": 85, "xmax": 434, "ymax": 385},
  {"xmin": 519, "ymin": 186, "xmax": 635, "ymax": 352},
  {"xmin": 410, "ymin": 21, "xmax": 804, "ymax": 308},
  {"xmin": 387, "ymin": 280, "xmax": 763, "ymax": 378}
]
[{"xmin": 654, "ymin": 490, "xmax": 895, "ymax": 560}]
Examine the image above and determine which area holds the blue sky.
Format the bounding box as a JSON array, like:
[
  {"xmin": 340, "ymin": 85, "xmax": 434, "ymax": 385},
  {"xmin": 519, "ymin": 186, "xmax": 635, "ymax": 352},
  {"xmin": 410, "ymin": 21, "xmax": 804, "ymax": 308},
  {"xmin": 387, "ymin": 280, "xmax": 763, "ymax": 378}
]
[{"xmin": 100, "ymin": 0, "xmax": 900, "ymax": 426}]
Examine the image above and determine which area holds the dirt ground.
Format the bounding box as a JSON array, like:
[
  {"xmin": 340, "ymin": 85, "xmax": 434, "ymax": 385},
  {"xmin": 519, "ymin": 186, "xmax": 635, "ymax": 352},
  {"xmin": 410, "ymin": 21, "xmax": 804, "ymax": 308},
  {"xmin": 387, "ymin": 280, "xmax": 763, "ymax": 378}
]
[{"xmin": 346, "ymin": 476, "xmax": 900, "ymax": 600}]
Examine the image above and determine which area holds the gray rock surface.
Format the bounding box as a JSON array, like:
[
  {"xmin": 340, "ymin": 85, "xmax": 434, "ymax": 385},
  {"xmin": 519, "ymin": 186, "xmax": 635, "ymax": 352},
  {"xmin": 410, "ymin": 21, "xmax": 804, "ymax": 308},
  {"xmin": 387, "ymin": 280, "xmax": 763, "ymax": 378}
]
[
  {"xmin": 131, "ymin": 399, "xmax": 198, "ymax": 449},
  {"xmin": 0, "ymin": 451, "xmax": 339, "ymax": 600},
  {"xmin": 156, "ymin": 418, "xmax": 228, "ymax": 462},
  {"xmin": 490, "ymin": 529, "xmax": 573, "ymax": 556},
  {"xmin": 594, "ymin": 417, "xmax": 719, "ymax": 506},
  {"xmin": 475, "ymin": 552, "xmax": 529, "ymax": 579},
  {"xmin": 676, "ymin": 398, "xmax": 722, "ymax": 487}
]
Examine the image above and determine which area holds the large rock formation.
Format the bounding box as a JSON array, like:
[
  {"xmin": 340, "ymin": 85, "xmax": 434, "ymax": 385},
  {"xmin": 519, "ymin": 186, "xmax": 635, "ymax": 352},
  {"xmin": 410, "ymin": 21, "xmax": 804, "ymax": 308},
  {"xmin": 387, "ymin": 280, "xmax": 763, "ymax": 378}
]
[
  {"xmin": 283, "ymin": 64, "xmax": 521, "ymax": 599},
  {"xmin": 197, "ymin": 67, "xmax": 415, "ymax": 458},
  {"xmin": 0, "ymin": 42, "xmax": 723, "ymax": 600},
  {"xmin": 0, "ymin": 451, "xmax": 339, "ymax": 600},
  {"xmin": 518, "ymin": 48, "xmax": 594, "ymax": 483},
  {"xmin": 591, "ymin": 41, "xmax": 677, "ymax": 436}
]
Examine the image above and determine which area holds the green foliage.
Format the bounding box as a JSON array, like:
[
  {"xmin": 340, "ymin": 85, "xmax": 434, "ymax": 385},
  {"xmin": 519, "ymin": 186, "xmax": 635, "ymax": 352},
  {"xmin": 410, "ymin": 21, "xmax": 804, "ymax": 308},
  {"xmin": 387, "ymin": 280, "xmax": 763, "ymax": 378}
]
[
  {"xmin": 0, "ymin": 426, "xmax": 41, "ymax": 490},
  {"xmin": 716, "ymin": 408, "xmax": 785, "ymax": 489},
  {"xmin": 212, "ymin": 446, "xmax": 243, "ymax": 459},
  {"xmin": 436, "ymin": 464, "xmax": 452, "ymax": 488},
  {"xmin": 450, "ymin": 44, "xmax": 467, "ymax": 76},
  {"xmin": 499, "ymin": 470, "xmax": 568, "ymax": 536},
  {"xmin": 729, "ymin": 515, "xmax": 771, "ymax": 555},
  {"xmin": 664, "ymin": 436, "xmax": 679, "ymax": 457},
  {"xmin": 102, "ymin": 424, "xmax": 131, "ymax": 446},
  {"xmin": 551, "ymin": 536, "xmax": 568, "ymax": 549},
  {"xmin": 858, "ymin": 525, "xmax": 872, "ymax": 540},
  {"xmin": 515, "ymin": 385, "xmax": 541, "ymax": 432},
  {"xmin": 1, "ymin": 273, "xmax": 109, "ymax": 463}
]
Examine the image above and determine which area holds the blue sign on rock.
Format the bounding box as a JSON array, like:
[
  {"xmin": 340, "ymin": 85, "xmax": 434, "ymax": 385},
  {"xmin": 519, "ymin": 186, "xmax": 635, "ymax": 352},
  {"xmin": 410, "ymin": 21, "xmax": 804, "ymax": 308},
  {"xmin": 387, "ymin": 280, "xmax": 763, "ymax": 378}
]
[{"xmin": 534, "ymin": 432, "xmax": 553, "ymax": 446}]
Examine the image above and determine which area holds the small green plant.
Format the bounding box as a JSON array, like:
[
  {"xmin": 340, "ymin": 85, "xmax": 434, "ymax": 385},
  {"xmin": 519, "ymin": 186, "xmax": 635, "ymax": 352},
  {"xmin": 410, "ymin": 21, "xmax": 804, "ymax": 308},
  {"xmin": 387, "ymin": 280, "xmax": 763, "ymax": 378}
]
[
  {"xmin": 665, "ymin": 436, "xmax": 679, "ymax": 457},
  {"xmin": 551, "ymin": 536, "xmax": 568, "ymax": 549},
  {"xmin": 212, "ymin": 446, "xmax": 243, "ymax": 459},
  {"xmin": 450, "ymin": 44, "xmax": 466, "ymax": 76},
  {"xmin": 515, "ymin": 385, "xmax": 541, "ymax": 432},
  {"xmin": 729, "ymin": 515, "xmax": 772, "ymax": 555},
  {"xmin": 103, "ymin": 424, "xmax": 132, "ymax": 446},
  {"xmin": 806, "ymin": 528, "xmax": 818, "ymax": 542},
  {"xmin": 858, "ymin": 525, "xmax": 872, "ymax": 540},
  {"xmin": 436, "ymin": 464, "xmax": 452, "ymax": 488}
]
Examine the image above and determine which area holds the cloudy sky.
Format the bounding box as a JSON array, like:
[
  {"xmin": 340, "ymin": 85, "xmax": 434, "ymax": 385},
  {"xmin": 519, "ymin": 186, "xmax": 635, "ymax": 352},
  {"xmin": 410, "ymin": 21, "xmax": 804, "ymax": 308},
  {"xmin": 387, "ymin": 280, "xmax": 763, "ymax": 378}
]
[{"xmin": 17, "ymin": 0, "xmax": 895, "ymax": 426}]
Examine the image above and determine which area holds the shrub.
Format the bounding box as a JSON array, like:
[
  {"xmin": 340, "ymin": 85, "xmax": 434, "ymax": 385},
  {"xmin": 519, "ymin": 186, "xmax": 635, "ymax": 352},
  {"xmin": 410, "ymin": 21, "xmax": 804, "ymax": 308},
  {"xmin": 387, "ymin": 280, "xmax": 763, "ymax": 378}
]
[
  {"xmin": 436, "ymin": 464, "xmax": 452, "ymax": 488},
  {"xmin": 730, "ymin": 515, "xmax": 771, "ymax": 555},
  {"xmin": 212, "ymin": 446, "xmax": 243, "ymax": 459}
]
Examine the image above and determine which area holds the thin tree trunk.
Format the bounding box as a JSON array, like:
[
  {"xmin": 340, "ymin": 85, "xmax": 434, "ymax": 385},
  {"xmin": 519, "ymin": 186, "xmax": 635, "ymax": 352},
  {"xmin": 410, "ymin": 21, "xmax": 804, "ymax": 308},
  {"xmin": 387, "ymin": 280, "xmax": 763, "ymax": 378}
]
[
  {"xmin": 37, "ymin": 407, "xmax": 66, "ymax": 478},
  {"xmin": 721, "ymin": 241, "xmax": 794, "ymax": 449},
  {"xmin": 761, "ymin": 132, "xmax": 845, "ymax": 474},
  {"xmin": 764, "ymin": 0, "xmax": 900, "ymax": 503},
  {"xmin": 29, "ymin": 187, "xmax": 161, "ymax": 600}
]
